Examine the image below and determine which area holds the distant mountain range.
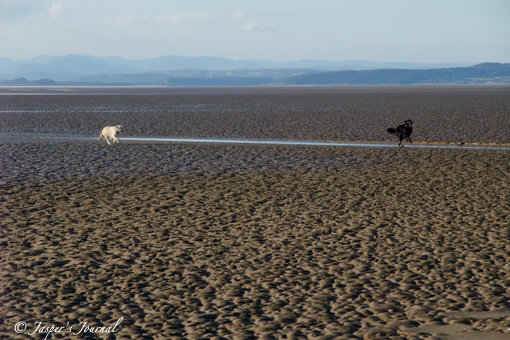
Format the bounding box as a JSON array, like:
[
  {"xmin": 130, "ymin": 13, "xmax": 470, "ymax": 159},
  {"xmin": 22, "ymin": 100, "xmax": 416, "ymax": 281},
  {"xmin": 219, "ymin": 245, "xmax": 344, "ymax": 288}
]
[{"xmin": 0, "ymin": 54, "xmax": 508, "ymax": 86}]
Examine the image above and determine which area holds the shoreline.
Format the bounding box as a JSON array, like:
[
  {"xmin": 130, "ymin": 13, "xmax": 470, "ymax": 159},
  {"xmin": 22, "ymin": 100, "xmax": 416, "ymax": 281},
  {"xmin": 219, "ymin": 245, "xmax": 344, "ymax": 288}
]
[{"xmin": 2, "ymin": 133, "xmax": 510, "ymax": 151}]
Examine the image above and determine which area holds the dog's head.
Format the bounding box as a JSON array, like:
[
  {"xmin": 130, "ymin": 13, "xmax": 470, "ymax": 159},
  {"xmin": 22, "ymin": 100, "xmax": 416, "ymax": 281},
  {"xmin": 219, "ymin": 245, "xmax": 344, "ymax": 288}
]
[
  {"xmin": 115, "ymin": 125, "xmax": 124, "ymax": 133},
  {"xmin": 404, "ymin": 119, "xmax": 413, "ymax": 128}
]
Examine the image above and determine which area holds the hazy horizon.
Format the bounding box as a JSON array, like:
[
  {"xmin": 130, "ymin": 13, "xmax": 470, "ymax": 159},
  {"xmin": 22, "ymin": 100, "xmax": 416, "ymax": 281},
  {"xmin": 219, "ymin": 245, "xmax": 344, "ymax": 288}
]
[
  {"xmin": 0, "ymin": 54, "xmax": 486, "ymax": 65},
  {"xmin": 1, "ymin": 0, "xmax": 509, "ymax": 64}
]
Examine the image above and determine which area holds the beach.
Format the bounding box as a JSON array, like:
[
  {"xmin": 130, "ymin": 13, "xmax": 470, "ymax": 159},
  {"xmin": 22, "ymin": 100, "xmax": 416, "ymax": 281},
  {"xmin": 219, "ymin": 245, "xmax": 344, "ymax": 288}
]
[{"xmin": 1, "ymin": 86, "xmax": 510, "ymax": 339}]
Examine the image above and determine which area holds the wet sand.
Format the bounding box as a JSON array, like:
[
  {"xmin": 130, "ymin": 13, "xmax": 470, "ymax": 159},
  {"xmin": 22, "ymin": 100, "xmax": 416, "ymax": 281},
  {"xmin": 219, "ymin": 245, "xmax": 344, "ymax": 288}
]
[
  {"xmin": 1, "ymin": 87, "xmax": 510, "ymax": 339},
  {"xmin": 2, "ymin": 86, "xmax": 510, "ymax": 144}
]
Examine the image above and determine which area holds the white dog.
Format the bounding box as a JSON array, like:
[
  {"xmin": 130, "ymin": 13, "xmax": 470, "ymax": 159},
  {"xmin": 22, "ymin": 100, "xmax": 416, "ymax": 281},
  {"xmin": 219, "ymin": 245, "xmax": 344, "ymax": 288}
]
[{"xmin": 98, "ymin": 125, "xmax": 123, "ymax": 144}]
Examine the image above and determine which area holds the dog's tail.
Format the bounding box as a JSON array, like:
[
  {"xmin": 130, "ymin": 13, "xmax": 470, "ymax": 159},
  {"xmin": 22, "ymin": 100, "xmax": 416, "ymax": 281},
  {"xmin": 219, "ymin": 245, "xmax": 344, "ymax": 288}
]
[
  {"xmin": 387, "ymin": 128, "xmax": 396, "ymax": 134},
  {"xmin": 98, "ymin": 134, "xmax": 104, "ymax": 141}
]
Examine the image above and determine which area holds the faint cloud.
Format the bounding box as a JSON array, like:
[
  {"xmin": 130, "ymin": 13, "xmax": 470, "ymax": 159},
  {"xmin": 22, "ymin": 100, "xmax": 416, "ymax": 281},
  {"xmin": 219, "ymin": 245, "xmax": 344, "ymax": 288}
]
[
  {"xmin": 48, "ymin": 3, "xmax": 66, "ymax": 18},
  {"xmin": 165, "ymin": 11, "xmax": 212, "ymax": 25},
  {"xmin": 0, "ymin": 0, "xmax": 45, "ymax": 21},
  {"xmin": 113, "ymin": 11, "xmax": 212, "ymax": 26},
  {"xmin": 114, "ymin": 16, "xmax": 135, "ymax": 25},
  {"xmin": 0, "ymin": 0, "xmax": 18, "ymax": 9},
  {"xmin": 243, "ymin": 22, "xmax": 275, "ymax": 32},
  {"xmin": 232, "ymin": 9, "xmax": 244, "ymax": 20}
]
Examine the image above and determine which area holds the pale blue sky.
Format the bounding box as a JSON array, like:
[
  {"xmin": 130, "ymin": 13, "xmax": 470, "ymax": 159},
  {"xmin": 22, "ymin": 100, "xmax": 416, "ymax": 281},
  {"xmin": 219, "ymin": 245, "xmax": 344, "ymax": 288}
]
[{"xmin": 1, "ymin": 0, "xmax": 509, "ymax": 63}]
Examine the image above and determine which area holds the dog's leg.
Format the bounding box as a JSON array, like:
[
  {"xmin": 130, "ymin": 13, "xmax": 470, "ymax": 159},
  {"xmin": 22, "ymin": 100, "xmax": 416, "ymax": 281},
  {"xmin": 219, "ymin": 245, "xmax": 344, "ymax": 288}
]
[
  {"xmin": 106, "ymin": 137, "xmax": 111, "ymax": 145},
  {"xmin": 398, "ymin": 134, "xmax": 404, "ymax": 147}
]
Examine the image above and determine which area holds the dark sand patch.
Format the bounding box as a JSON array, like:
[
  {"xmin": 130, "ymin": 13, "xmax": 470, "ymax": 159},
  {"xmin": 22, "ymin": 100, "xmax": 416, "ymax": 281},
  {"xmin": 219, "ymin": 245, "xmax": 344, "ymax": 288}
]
[{"xmin": 1, "ymin": 141, "xmax": 510, "ymax": 339}]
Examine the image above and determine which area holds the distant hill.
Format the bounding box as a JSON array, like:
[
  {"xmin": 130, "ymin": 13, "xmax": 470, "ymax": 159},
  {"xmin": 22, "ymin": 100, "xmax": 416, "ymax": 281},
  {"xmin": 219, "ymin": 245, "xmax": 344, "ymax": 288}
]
[
  {"xmin": 0, "ymin": 54, "xmax": 476, "ymax": 82},
  {"xmin": 276, "ymin": 63, "xmax": 510, "ymax": 85},
  {"xmin": 78, "ymin": 69, "xmax": 319, "ymax": 85},
  {"xmin": 0, "ymin": 54, "xmax": 508, "ymax": 86},
  {"xmin": 1, "ymin": 55, "xmax": 136, "ymax": 81},
  {"xmin": 2, "ymin": 77, "xmax": 57, "ymax": 86}
]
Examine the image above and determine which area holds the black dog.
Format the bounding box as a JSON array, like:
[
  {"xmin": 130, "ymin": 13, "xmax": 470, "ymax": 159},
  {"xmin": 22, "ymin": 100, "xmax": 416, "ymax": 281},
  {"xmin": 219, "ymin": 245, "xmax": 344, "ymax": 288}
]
[{"xmin": 387, "ymin": 119, "xmax": 413, "ymax": 147}]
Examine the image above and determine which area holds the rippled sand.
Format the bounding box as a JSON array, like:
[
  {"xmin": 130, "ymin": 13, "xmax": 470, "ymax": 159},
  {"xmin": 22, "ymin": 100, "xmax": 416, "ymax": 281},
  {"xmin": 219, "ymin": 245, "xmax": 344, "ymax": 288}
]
[
  {"xmin": 2, "ymin": 141, "xmax": 510, "ymax": 340},
  {"xmin": 1, "ymin": 87, "xmax": 510, "ymax": 339}
]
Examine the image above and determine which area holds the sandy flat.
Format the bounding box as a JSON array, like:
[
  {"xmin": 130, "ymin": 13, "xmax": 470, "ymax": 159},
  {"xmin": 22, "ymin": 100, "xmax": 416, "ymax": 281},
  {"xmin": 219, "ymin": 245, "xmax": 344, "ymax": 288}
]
[
  {"xmin": 1, "ymin": 87, "xmax": 510, "ymax": 339},
  {"xmin": 1, "ymin": 86, "xmax": 510, "ymax": 144},
  {"xmin": 1, "ymin": 141, "xmax": 510, "ymax": 339}
]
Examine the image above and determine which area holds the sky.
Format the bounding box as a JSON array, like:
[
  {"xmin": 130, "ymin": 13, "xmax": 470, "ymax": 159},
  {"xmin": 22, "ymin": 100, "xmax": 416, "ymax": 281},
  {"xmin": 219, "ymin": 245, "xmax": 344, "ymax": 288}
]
[{"xmin": 1, "ymin": 0, "xmax": 509, "ymax": 63}]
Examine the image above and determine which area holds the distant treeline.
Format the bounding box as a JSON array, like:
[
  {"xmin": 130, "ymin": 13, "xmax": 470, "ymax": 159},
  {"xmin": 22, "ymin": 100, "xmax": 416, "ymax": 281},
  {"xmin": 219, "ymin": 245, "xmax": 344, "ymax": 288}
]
[
  {"xmin": 277, "ymin": 63, "xmax": 510, "ymax": 85},
  {"xmin": 163, "ymin": 77, "xmax": 272, "ymax": 86},
  {"xmin": 2, "ymin": 63, "xmax": 509, "ymax": 86}
]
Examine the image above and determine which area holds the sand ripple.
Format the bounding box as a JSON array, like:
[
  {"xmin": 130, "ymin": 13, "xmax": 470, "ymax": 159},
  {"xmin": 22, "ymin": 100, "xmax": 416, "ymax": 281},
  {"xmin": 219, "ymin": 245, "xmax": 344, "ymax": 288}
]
[{"xmin": 1, "ymin": 142, "xmax": 510, "ymax": 339}]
